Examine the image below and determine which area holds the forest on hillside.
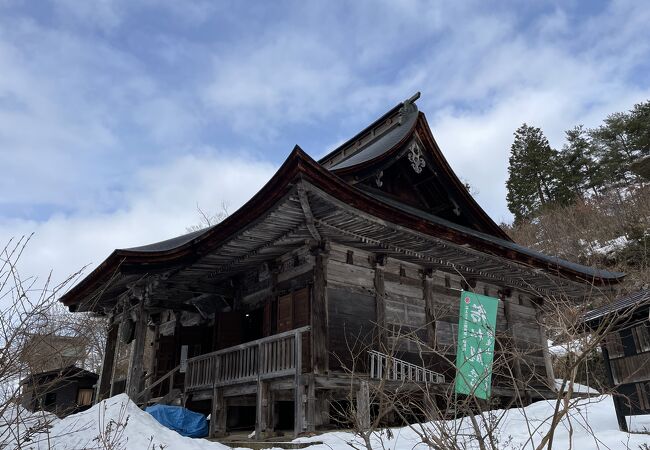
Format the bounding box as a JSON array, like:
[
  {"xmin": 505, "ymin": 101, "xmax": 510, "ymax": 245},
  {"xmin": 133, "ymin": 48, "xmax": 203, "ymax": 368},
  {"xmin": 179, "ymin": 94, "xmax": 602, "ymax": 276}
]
[{"xmin": 502, "ymin": 100, "xmax": 649, "ymax": 297}]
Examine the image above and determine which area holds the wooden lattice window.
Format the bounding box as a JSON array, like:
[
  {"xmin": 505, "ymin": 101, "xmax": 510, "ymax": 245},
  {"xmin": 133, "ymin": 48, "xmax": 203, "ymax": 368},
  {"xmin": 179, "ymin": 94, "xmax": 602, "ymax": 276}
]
[
  {"xmin": 632, "ymin": 324, "xmax": 650, "ymax": 353},
  {"xmin": 606, "ymin": 332, "xmax": 625, "ymax": 359},
  {"xmin": 77, "ymin": 388, "xmax": 93, "ymax": 406}
]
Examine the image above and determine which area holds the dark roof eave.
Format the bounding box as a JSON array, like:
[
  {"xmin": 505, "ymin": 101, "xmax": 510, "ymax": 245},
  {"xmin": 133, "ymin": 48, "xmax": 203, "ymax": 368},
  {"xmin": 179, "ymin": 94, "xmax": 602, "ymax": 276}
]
[
  {"xmin": 61, "ymin": 147, "xmax": 624, "ymax": 308},
  {"xmin": 59, "ymin": 146, "xmax": 308, "ymax": 306},
  {"xmin": 583, "ymin": 290, "xmax": 650, "ymax": 327}
]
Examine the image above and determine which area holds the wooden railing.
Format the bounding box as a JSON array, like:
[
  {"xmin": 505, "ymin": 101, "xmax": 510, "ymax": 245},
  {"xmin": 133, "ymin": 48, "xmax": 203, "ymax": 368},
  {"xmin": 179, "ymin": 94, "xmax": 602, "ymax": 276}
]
[
  {"xmin": 185, "ymin": 326, "xmax": 310, "ymax": 391},
  {"xmin": 368, "ymin": 350, "xmax": 445, "ymax": 384},
  {"xmin": 136, "ymin": 365, "xmax": 180, "ymax": 404}
]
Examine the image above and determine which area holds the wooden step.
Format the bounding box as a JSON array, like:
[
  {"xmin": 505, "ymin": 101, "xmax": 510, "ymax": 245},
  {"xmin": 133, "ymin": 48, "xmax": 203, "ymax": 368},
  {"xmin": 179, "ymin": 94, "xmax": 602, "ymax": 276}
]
[{"xmin": 210, "ymin": 440, "xmax": 322, "ymax": 450}]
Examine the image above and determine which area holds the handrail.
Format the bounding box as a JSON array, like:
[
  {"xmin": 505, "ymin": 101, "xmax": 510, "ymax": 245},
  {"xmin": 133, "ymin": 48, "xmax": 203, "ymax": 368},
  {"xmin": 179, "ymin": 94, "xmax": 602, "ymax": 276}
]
[
  {"xmin": 186, "ymin": 326, "xmax": 311, "ymax": 363},
  {"xmin": 185, "ymin": 326, "xmax": 310, "ymax": 391},
  {"xmin": 368, "ymin": 350, "xmax": 445, "ymax": 384},
  {"xmin": 136, "ymin": 365, "xmax": 180, "ymax": 402}
]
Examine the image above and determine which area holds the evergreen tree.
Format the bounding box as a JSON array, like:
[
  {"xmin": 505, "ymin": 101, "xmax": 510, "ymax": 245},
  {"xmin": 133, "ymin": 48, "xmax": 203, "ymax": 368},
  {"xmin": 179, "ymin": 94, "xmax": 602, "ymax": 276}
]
[
  {"xmin": 558, "ymin": 125, "xmax": 601, "ymax": 198},
  {"xmin": 506, "ymin": 124, "xmax": 563, "ymax": 223},
  {"xmin": 589, "ymin": 100, "xmax": 650, "ymax": 187},
  {"xmin": 627, "ymin": 100, "xmax": 650, "ymax": 159}
]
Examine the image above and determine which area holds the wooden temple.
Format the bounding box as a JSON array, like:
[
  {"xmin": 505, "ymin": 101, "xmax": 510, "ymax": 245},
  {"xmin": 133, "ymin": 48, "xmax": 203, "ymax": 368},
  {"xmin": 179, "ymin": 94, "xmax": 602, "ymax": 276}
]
[{"xmin": 59, "ymin": 93, "xmax": 623, "ymax": 438}]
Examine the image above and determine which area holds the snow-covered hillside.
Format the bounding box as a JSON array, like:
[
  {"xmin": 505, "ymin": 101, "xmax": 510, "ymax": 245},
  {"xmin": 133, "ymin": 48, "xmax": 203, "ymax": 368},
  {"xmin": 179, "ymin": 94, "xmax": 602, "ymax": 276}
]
[{"xmin": 2, "ymin": 394, "xmax": 649, "ymax": 449}]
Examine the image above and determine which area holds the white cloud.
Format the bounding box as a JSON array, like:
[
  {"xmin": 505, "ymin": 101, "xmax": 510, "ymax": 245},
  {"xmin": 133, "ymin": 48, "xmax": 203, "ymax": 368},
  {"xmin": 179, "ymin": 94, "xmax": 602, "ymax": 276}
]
[
  {"xmin": 1, "ymin": 0, "xmax": 650, "ymax": 299},
  {"xmin": 0, "ymin": 153, "xmax": 276, "ymax": 293}
]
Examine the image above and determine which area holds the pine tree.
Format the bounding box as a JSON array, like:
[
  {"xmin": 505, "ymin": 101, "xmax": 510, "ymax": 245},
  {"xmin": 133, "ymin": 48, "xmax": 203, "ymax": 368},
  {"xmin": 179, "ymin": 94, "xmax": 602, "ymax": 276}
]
[
  {"xmin": 506, "ymin": 124, "xmax": 563, "ymax": 223},
  {"xmin": 589, "ymin": 100, "xmax": 650, "ymax": 187},
  {"xmin": 558, "ymin": 125, "xmax": 601, "ymax": 198},
  {"xmin": 626, "ymin": 100, "xmax": 650, "ymax": 159}
]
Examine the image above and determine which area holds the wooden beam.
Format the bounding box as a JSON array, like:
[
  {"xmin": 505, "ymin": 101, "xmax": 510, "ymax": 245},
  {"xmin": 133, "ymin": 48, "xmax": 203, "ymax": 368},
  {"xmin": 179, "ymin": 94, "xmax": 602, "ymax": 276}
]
[
  {"xmin": 298, "ymin": 182, "xmax": 322, "ymax": 242},
  {"xmin": 109, "ymin": 316, "xmax": 123, "ymax": 397},
  {"xmin": 306, "ymin": 375, "xmax": 316, "ymax": 432},
  {"xmin": 536, "ymin": 310, "xmax": 556, "ymax": 391},
  {"xmin": 374, "ymin": 255, "xmax": 387, "ymax": 349},
  {"xmin": 97, "ymin": 319, "xmax": 118, "ymax": 402},
  {"xmin": 146, "ymin": 299, "xmax": 199, "ymax": 313},
  {"xmin": 311, "ymin": 247, "xmax": 329, "ymax": 374},
  {"xmin": 423, "ymin": 270, "xmax": 436, "ymax": 348},
  {"xmin": 211, "ymin": 224, "xmax": 309, "ymax": 276},
  {"xmin": 210, "ymin": 387, "xmax": 227, "ymax": 437},
  {"xmin": 125, "ymin": 298, "xmax": 148, "ymax": 400},
  {"xmin": 294, "ymin": 334, "xmax": 304, "ymax": 437},
  {"xmin": 255, "ymin": 380, "xmax": 270, "ymax": 439},
  {"xmin": 503, "ymin": 300, "xmax": 526, "ymax": 402}
]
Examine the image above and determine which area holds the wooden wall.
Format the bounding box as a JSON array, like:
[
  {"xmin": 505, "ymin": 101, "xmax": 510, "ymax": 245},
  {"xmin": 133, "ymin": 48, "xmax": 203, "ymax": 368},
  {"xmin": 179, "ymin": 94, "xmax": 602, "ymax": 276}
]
[{"xmin": 325, "ymin": 242, "xmax": 551, "ymax": 387}]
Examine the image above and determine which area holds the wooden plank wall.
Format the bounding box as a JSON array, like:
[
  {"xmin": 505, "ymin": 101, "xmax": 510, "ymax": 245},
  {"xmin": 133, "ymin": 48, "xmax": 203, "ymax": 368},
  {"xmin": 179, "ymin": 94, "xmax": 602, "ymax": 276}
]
[{"xmin": 326, "ymin": 242, "xmax": 550, "ymax": 386}]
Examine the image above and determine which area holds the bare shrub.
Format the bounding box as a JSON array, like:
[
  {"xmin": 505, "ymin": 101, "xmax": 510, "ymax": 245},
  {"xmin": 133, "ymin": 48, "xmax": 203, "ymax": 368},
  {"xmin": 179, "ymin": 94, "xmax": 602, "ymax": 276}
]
[{"xmin": 330, "ymin": 280, "xmax": 639, "ymax": 450}]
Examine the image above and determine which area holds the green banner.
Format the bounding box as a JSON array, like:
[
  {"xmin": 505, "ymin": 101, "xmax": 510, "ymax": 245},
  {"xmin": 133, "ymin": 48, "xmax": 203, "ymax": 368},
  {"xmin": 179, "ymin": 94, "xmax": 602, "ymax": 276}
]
[{"xmin": 454, "ymin": 291, "xmax": 499, "ymax": 399}]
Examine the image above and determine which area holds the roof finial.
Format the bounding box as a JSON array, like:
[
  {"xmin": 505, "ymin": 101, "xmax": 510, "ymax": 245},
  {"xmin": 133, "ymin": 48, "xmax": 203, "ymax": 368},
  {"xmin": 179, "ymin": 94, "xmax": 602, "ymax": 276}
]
[
  {"xmin": 399, "ymin": 91, "xmax": 420, "ymax": 124},
  {"xmin": 405, "ymin": 91, "xmax": 421, "ymax": 104}
]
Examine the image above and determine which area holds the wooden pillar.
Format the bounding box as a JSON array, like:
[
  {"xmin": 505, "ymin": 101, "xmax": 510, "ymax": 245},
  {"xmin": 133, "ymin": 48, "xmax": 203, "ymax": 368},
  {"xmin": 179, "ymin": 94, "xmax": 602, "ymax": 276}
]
[
  {"xmin": 126, "ymin": 299, "xmax": 148, "ymax": 400},
  {"xmin": 255, "ymin": 380, "xmax": 270, "ymax": 439},
  {"xmin": 312, "ymin": 247, "xmax": 329, "ymax": 374},
  {"xmin": 109, "ymin": 318, "xmax": 122, "ymax": 397},
  {"xmin": 373, "ymin": 255, "xmax": 387, "ymax": 350},
  {"xmin": 423, "ymin": 270, "xmax": 436, "ymax": 348},
  {"xmin": 503, "ymin": 299, "xmax": 527, "ymax": 401},
  {"xmin": 294, "ymin": 329, "xmax": 304, "ymax": 437},
  {"xmin": 305, "ymin": 375, "xmax": 316, "ymax": 432},
  {"xmin": 356, "ymin": 381, "xmax": 370, "ymax": 431},
  {"xmin": 97, "ymin": 318, "xmax": 119, "ymax": 402},
  {"xmin": 210, "ymin": 387, "xmax": 227, "ymax": 437},
  {"xmin": 601, "ymin": 343, "xmax": 628, "ymax": 432},
  {"xmin": 148, "ymin": 320, "xmax": 160, "ymax": 384},
  {"xmin": 536, "ymin": 311, "xmax": 556, "ymax": 390},
  {"xmin": 313, "ymin": 390, "xmax": 329, "ymax": 429}
]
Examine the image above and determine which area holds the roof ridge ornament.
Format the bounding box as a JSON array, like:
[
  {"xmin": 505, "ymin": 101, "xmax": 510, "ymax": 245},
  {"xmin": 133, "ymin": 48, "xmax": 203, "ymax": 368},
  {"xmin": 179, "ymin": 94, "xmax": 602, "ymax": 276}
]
[
  {"xmin": 407, "ymin": 140, "xmax": 426, "ymax": 174},
  {"xmin": 398, "ymin": 91, "xmax": 420, "ymax": 125}
]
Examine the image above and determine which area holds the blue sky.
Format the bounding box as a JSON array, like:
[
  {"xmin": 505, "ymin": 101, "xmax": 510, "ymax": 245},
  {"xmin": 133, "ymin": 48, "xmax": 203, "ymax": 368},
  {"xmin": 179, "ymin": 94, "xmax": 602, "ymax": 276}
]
[{"xmin": 1, "ymin": 0, "xmax": 649, "ymax": 288}]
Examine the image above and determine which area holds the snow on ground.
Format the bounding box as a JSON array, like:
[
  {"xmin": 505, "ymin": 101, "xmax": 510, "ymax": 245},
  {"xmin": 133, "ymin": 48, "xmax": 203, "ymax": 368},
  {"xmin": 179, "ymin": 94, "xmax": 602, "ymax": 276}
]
[
  {"xmin": 554, "ymin": 378, "xmax": 600, "ymax": 394},
  {"xmin": 298, "ymin": 395, "xmax": 650, "ymax": 450},
  {"xmin": 629, "ymin": 414, "xmax": 650, "ymax": 433},
  {"xmin": 0, "ymin": 404, "xmax": 59, "ymax": 449},
  {"xmin": 592, "ymin": 236, "xmax": 629, "ymax": 256},
  {"xmin": 2, "ymin": 394, "xmax": 649, "ymax": 449},
  {"xmin": 1, "ymin": 394, "xmax": 228, "ymax": 449},
  {"xmin": 547, "ymin": 337, "xmax": 598, "ymax": 358}
]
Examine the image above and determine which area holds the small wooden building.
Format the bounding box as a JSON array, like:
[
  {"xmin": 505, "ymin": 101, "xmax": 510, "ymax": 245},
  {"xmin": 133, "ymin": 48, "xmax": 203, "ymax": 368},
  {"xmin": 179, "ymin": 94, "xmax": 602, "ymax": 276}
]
[
  {"xmin": 583, "ymin": 290, "xmax": 650, "ymax": 432},
  {"xmin": 59, "ymin": 93, "xmax": 622, "ymax": 437},
  {"xmin": 20, "ymin": 366, "xmax": 98, "ymax": 418}
]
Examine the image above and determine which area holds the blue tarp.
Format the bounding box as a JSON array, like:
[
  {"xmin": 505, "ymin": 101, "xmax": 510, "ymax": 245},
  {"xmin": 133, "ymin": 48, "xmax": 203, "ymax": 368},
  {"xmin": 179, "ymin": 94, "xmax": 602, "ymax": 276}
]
[{"xmin": 145, "ymin": 404, "xmax": 209, "ymax": 438}]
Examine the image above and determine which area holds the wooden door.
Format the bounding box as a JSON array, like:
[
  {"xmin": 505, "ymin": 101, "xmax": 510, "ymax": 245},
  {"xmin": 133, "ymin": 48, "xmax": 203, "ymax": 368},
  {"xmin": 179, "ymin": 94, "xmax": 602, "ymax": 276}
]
[
  {"xmin": 216, "ymin": 311, "xmax": 242, "ymax": 350},
  {"xmin": 155, "ymin": 335, "xmax": 176, "ymax": 379},
  {"xmin": 276, "ymin": 288, "xmax": 311, "ymax": 372},
  {"xmin": 293, "ymin": 288, "xmax": 310, "ymax": 327},
  {"xmin": 277, "ymin": 294, "xmax": 293, "ymax": 332}
]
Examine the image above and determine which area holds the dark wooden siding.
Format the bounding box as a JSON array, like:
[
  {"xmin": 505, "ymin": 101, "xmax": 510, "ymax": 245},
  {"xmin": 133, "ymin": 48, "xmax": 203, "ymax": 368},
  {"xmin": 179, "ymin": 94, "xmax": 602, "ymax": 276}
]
[{"xmin": 327, "ymin": 287, "xmax": 376, "ymax": 371}]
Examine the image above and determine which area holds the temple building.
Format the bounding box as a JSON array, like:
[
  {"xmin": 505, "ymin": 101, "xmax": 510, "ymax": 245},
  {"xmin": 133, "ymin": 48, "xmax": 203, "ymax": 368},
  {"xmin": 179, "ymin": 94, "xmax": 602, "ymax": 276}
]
[{"xmin": 59, "ymin": 93, "xmax": 623, "ymax": 438}]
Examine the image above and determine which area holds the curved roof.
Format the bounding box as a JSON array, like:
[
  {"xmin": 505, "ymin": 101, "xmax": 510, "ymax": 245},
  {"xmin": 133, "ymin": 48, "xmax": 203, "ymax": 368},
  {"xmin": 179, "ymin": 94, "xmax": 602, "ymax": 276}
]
[
  {"xmin": 60, "ymin": 144, "xmax": 624, "ymax": 309},
  {"xmin": 125, "ymin": 227, "xmax": 213, "ymax": 253},
  {"xmin": 328, "ymin": 103, "xmax": 419, "ymax": 170},
  {"xmin": 320, "ymin": 101, "xmax": 512, "ymax": 241}
]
